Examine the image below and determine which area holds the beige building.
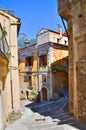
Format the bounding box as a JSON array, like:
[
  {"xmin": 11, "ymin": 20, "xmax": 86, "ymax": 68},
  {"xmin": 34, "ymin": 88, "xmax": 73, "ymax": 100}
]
[
  {"xmin": 18, "ymin": 27, "xmax": 68, "ymax": 102},
  {"xmin": 0, "ymin": 10, "xmax": 21, "ymax": 129},
  {"xmin": 58, "ymin": 0, "xmax": 86, "ymax": 123}
]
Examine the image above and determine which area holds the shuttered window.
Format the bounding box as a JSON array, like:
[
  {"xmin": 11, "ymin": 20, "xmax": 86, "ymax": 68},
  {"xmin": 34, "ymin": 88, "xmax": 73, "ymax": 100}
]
[
  {"xmin": 25, "ymin": 56, "xmax": 33, "ymax": 66},
  {"xmin": 39, "ymin": 55, "xmax": 47, "ymax": 67}
]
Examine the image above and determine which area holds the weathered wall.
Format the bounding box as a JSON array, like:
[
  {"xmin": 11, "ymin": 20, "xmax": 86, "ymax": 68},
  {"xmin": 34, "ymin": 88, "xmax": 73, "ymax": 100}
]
[
  {"xmin": 72, "ymin": 0, "xmax": 86, "ymax": 123},
  {"xmin": 53, "ymin": 71, "xmax": 68, "ymax": 99},
  {"xmin": 68, "ymin": 19, "xmax": 75, "ymax": 114},
  {"xmin": 51, "ymin": 48, "xmax": 68, "ymax": 99},
  {"xmin": 0, "ymin": 10, "xmax": 20, "ymax": 126},
  {"xmin": 0, "ymin": 55, "xmax": 9, "ymax": 127}
]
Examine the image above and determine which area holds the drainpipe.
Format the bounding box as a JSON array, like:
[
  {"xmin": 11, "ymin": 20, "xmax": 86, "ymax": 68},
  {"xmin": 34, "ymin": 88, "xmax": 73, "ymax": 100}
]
[
  {"xmin": 9, "ymin": 19, "xmax": 14, "ymax": 109},
  {"xmin": 37, "ymin": 46, "xmax": 39, "ymax": 92},
  {"xmin": 60, "ymin": 16, "xmax": 69, "ymax": 38}
]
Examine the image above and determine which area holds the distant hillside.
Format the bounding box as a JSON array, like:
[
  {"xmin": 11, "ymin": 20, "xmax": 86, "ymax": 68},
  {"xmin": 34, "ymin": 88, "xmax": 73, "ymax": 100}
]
[{"xmin": 18, "ymin": 38, "xmax": 37, "ymax": 48}]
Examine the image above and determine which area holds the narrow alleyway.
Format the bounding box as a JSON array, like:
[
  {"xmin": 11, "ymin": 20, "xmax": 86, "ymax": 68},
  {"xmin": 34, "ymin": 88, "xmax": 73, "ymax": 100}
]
[{"xmin": 5, "ymin": 97, "xmax": 86, "ymax": 130}]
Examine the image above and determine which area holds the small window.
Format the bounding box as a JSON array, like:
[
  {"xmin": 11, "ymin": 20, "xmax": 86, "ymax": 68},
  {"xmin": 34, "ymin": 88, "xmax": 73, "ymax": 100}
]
[
  {"xmin": 57, "ymin": 38, "xmax": 60, "ymax": 43},
  {"xmin": 64, "ymin": 40, "xmax": 67, "ymax": 45},
  {"xmin": 24, "ymin": 75, "xmax": 28, "ymax": 82},
  {"xmin": 42, "ymin": 74, "xmax": 47, "ymax": 83}
]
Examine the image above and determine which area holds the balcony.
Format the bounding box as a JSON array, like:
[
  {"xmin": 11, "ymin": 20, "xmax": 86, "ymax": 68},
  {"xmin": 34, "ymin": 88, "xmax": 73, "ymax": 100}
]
[
  {"xmin": 58, "ymin": 0, "xmax": 72, "ymax": 20},
  {"xmin": 39, "ymin": 65, "xmax": 47, "ymax": 71},
  {"xmin": 25, "ymin": 66, "xmax": 32, "ymax": 72},
  {"xmin": 0, "ymin": 37, "xmax": 9, "ymax": 60}
]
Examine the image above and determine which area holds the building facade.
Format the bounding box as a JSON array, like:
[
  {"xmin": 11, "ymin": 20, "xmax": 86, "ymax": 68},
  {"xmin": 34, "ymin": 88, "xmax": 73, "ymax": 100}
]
[
  {"xmin": 18, "ymin": 28, "xmax": 68, "ymax": 102},
  {"xmin": 0, "ymin": 10, "xmax": 21, "ymax": 129},
  {"xmin": 0, "ymin": 24, "xmax": 9, "ymax": 130},
  {"xmin": 58, "ymin": 0, "xmax": 86, "ymax": 123}
]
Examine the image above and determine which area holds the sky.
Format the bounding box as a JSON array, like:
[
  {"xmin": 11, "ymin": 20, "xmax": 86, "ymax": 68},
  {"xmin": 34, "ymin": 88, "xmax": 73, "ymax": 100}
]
[{"xmin": 0, "ymin": 0, "xmax": 65, "ymax": 38}]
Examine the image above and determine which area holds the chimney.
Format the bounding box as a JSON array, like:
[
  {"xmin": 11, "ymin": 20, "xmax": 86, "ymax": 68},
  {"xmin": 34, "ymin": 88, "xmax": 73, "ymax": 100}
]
[{"xmin": 58, "ymin": 24, "xmax": 62, "ymax": 35}]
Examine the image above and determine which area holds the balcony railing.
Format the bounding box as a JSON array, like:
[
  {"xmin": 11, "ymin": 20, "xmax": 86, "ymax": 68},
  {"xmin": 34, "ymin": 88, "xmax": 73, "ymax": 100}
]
[
  {"xmin": 58, "ymin": 0, "xmax": 72, "ymax": 20},
  {"xmin": 0, "ymin": 37, "xmax": 9, "ymax": 59},
  {"xmin": 25, "ymin": 66, "xmax": 32, "ymax": 72}
]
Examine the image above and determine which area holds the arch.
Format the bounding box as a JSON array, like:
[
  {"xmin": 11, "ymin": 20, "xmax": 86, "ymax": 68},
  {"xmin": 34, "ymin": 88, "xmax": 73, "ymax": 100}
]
[
  {"xmin": 42, "ymin": 88, "xmax": 47, "ymax": 101},
  {"xmin": 41, "ymin": 86, "xmax": 49, "ymax": 101}
]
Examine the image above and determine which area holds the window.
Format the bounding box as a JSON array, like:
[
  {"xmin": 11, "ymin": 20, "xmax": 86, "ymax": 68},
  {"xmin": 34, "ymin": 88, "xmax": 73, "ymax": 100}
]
[
  {"xmin": 24, "ymin": 75, "xmax": 28, "ymax": 82},
  {"xmin": 39, "ymin": 55, "xmax": 47, "ymax": 67},
  {"xmin": 42, "ymin": 74, "xmax": 47, "ymax": 86},
  {"xmin": 42, "ymin": 74, "xmax": 47, "ymax": 82},
  {"xmin": 64, "ymin": 40, "xmax": 67, "ymax": 45},
  {"xmin": 28, "ymin": 76, "xmax": 32, "ymax": 87},
  {"xmin": 25, "ymin": 56, "xmax": 33, "ymax": 66},
  {"xmin": 57, "ymin": 38, "xmax": 60, "ymax": 43}
]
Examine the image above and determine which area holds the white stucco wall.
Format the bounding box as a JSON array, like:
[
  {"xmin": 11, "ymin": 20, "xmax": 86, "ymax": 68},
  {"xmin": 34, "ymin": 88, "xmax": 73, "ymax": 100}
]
[
  {"xmin": 37, "ymin": 31, "xmax": 49, "ymax": 45},
  {"xmin": 37, "ymin": 30, "xmax": 68, "ymax": 46}
]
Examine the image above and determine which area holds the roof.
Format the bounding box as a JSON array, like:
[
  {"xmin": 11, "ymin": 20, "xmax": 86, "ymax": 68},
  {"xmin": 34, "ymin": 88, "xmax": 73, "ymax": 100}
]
[
  {"xmin": 0, "ymin": 9, "xmax": 21, "ymax": 21},
  {"xmin": 0, "ymin": 9, "xmax": 21, "ymax": 33},
  {"xmin": 36, "ymin": 28, "xmax": 60, "ymax": 36},
  {"xmin": 37, "ymin": 28, "xmax": 68, "ymax": 37}
]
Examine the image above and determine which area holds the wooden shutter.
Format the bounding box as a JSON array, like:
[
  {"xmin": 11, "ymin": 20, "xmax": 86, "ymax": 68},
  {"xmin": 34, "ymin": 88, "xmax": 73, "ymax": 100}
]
[{"xmin": 25, "ymin": 57, "xmax": 29, "ymax": 66}]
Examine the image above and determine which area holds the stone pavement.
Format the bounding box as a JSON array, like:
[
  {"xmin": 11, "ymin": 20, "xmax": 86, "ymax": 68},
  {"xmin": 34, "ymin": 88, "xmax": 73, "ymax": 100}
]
[{"xmin": 5, "ymin": 99, "xmax": 86, "ymax": 130}]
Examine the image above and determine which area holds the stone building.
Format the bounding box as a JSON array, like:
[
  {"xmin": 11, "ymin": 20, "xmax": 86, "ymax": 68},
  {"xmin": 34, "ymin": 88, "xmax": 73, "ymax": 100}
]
[
  {"xmin": 18, "ymin": 27, "xmax": 68, "ymax": 101},
  {"xmin": 0, "ymin": 10, "xmax": 21, "ymax": 129},
  {"xmin": 58, "ymin": 0, "xmax": 86, "ymax": 123}
]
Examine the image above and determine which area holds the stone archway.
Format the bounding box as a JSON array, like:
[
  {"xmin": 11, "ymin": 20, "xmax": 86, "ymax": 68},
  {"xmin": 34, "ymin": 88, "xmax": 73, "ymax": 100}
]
[{"xmin": 40, "ymin": 86, "xmax": 49, "ymax": 102}]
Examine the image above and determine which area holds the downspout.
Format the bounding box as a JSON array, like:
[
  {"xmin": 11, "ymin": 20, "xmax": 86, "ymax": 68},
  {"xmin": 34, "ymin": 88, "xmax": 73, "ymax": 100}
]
[
  {"xmin": 9, "ymin": 18, "xmax": 14, "ymax": 109},
  {"xmin": 60, "ymin": 16, "xmax": 69, "ymax": 38},
  {"xmin": 37, "ymin": 47, "xmax": 39, "ymax": 92}
]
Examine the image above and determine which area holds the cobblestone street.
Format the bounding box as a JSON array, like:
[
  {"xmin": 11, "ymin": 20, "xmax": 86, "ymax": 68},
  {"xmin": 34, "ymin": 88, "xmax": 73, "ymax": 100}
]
[{"xmin": 5, "ymin": 97, "xmax": 86, "ymax": 130}]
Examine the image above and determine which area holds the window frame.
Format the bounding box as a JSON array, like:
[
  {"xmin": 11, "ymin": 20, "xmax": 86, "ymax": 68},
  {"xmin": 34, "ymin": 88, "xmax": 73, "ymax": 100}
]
[{"xmin": 39, "ymin": 55, "xmax": 47, "ymax": 67}]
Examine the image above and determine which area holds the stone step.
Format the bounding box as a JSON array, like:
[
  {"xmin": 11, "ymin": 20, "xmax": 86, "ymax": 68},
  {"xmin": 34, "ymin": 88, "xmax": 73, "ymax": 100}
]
[
  {"xmin": 56, "ymin": 114, "xmax": 70, "ymax": 119},
  {"xmin": 52, "ymin": 112, "xmax": 69, "ymax": 118},
  {"xmin": 27, "ymin": 123, "xmax": 58, "ymax": 130},
  {"xmin": 5, "ymin": 125, "xmax": 28, "ymax": 130},
  {"xmin": 58, "ymin": 117, "xmax": 76, "ymax": 125},
  {"xmin": 30, "ymin": 99, "xmax": 66, "ymax": 112},
  {"xmin": 40, "ymin": 126, "xmax": 64, "ymax": 130}
]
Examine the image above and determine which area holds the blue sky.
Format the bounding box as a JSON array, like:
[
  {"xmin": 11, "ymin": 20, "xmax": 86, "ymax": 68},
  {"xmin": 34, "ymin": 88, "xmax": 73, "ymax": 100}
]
[{"xmin": 0, "ymin": 0, "xmax": 65, "ymax": 38}]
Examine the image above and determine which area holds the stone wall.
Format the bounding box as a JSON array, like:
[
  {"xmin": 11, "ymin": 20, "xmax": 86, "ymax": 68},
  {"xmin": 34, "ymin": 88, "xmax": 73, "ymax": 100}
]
[
  {"xmin": 76, "ymin": 60, "xmax": 86, "ymax": 123},
  {"xmin": 58, "ymin": 0, "xmax": 86, "ymax": 123}
]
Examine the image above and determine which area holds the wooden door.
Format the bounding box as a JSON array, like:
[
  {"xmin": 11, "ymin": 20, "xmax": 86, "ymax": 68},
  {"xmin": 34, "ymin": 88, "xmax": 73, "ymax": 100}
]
[{"xmin": 42, "ymin": 88, "xmax": 47, "ymax": 101}]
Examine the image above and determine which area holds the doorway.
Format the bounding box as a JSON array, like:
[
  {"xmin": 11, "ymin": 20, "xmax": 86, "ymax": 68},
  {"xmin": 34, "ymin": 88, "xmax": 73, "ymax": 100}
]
[{"xmin": 42, "ymin": 88, "xmax": 47, "ymax": 101}]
